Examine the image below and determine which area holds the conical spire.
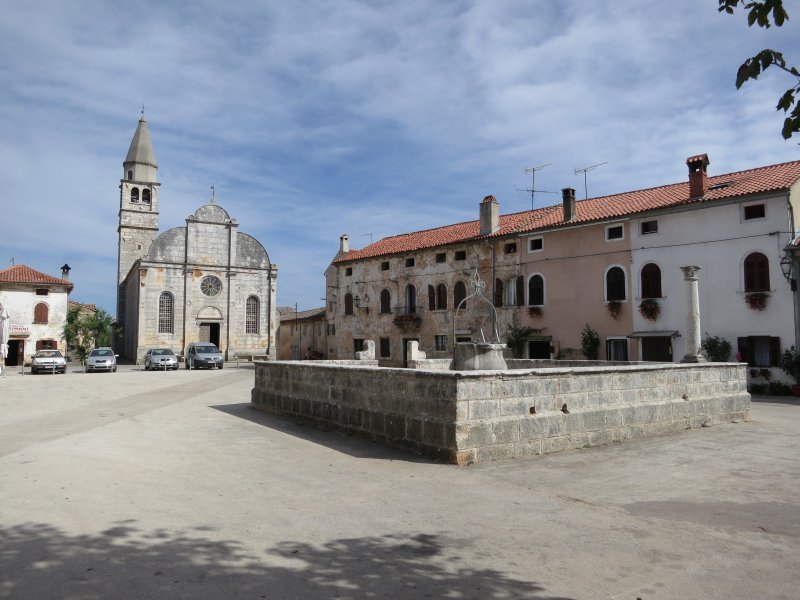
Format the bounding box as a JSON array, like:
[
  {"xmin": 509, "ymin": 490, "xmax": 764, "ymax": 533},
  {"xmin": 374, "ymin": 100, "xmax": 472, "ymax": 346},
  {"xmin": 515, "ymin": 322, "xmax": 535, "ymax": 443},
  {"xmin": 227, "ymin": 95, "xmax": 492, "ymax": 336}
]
[{"xmin": 125, "ymin": 117, "xmax": 157, "ymax": 168}]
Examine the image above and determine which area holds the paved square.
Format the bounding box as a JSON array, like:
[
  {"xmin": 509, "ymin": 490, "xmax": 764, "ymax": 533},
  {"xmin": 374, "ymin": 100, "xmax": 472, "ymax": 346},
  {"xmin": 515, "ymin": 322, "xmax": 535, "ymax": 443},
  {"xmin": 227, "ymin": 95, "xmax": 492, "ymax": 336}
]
[{"xmin": 1, "ymin": 367, "xmax": 798, "ymax": 599}]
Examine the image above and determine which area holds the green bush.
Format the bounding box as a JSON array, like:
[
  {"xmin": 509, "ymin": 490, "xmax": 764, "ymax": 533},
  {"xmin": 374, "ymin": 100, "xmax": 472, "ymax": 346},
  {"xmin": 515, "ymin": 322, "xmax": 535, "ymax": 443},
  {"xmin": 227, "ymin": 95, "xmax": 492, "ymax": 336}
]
[
  {"xmin": 768, "ymin": 381, "xmax": 791, "ymax": 395},
  {"xmin": 779, "ymin": 346, "xmax": 800, "ymax": 385},
  {"xmin": 701, "ymin": 334, "xmax": 732, "ymax": 362},
  {"xmin": 581, "ymin": 324, "xmax": 600, "ymax": 360}
]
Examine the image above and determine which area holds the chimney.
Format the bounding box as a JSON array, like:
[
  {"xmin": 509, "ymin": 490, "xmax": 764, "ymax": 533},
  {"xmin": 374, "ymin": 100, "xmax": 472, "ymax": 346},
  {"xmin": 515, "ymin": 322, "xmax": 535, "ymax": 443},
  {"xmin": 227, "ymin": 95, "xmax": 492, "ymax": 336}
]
[
  {"xmin": 339, "ymin": 234, "xmax": 350, "ymax": 254},
  {"xmin": 687, "ymin": 154, "xmax": 709, "ymax": 199},
  {"xmin": 61, "ymin": 263, "xmax": 71, "ymax": 281},
  {"xmin": 479, "ymin": 195, "xmax": 500, "ymax": 236},
  {"xmin": 561, "ymin": 188, "xmax": 576, "ymax": 222}
]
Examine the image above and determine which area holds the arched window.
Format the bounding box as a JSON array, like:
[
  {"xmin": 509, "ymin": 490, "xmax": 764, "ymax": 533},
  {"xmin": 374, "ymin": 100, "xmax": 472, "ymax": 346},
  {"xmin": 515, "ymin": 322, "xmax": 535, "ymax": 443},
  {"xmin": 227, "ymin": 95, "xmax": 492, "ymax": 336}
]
[
  {"xmin": 405, "ymin": 285, "xmax": 417, "ymax": 314},
  {"xmin": 344, "ymin": 293, "xmax": 354, "ymax": 315},
  {"xmin": 158, "ymin": 292, "xmax": 174, "ymax": 334},
  {"xmin": 640, "ymin": 263, "xmax": 662, "ymax": 299},
  {"xmin": 494, "ymin": 279, "xmax": 504, "ymax": 307},
  {"xmin": 142, "ymin": 188, "xmax": 151, "ymax": 203},
  {"xmin": 380, "ymin": 289, "xmax": 391, "ymax": 314},
  {"xmin": 454, "ymin": 281, "xmax": 467, "ymax": 309},
  {"xmin": 33, "ymin": 303, "xmax": 49, "ymax": 323},
  {"xmin": 528, "ymin": 275, "xmax": 544, "ymax": 306},
  {"xmin": 436, "ymin": 283, "xmax": 447, "ymax": 310},
  {"xmin": 246, "ymin": 296, "xmax": 259, "ymax": 334},
  {"xmin": 744, "ymin": 252, "xmax": 770, "ymax": 292},
  {"xmin": 130, "ymin": 187, "xmax": 139, "ymax": 202},
  {"xmin": 605, "ymin": 266, "xmax": 627, "ymax": 302}
]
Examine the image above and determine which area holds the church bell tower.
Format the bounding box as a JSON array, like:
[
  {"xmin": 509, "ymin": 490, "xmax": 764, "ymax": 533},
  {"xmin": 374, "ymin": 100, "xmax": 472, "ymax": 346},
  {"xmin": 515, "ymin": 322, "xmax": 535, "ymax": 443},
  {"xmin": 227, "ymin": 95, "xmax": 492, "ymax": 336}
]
[{"xmin": 116, "ymin": 116, "xmax": 160, "ymax": 321}]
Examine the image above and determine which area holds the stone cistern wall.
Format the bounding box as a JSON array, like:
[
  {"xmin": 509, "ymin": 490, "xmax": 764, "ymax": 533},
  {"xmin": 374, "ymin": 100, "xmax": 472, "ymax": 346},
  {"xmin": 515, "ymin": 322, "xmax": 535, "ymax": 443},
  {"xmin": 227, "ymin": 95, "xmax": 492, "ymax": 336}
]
[{"xmin": 251, "ymin": 361, "xmax": 750, "ymax": 465}]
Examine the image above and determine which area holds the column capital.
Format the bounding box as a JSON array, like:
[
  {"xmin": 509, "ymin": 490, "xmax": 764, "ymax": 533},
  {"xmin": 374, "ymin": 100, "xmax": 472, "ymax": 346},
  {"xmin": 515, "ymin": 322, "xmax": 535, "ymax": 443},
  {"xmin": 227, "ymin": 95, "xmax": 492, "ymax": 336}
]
[{"xmin": 680, "ymin": 265, "xmax": 701, "ymax": 280}]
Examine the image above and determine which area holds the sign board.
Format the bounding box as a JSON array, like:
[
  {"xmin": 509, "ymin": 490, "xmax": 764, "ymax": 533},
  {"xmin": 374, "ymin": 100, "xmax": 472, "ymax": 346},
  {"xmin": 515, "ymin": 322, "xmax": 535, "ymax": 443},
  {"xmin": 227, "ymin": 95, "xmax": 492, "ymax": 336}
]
[{"xmin": 10, "ymin": 324, "xmax": 31, "ymax": 337}]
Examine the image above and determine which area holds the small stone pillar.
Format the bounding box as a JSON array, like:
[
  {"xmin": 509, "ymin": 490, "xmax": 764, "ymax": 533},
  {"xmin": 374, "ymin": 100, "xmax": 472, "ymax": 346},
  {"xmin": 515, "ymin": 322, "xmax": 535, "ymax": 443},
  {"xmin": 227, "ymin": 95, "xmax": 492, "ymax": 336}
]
[
  {"xmin": 355, "ymin": 340, "xmax": 375, "ymax": 360},
  {"xmin": 680, "ymin": 265, "xmax": 705, "ymax": 363}
]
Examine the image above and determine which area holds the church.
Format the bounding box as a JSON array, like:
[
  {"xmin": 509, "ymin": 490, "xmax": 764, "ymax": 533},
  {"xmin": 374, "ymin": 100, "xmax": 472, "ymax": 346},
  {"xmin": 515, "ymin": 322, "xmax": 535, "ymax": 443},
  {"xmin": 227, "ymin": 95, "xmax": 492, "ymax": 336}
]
[{"xmin": 116, "ymin": 117, "xmax": 278, "ymax": 363}]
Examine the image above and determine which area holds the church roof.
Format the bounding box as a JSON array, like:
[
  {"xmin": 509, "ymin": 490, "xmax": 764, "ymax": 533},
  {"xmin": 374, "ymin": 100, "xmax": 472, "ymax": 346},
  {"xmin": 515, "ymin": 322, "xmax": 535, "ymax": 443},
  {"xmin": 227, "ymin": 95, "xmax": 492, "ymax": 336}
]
[
  {"xmin": 0, "ymin": 264, "xmax": 73, "ymax": 289},
  {"xmin": 125, "ymin": 117, "xmax": 157, "ymax": 168}
]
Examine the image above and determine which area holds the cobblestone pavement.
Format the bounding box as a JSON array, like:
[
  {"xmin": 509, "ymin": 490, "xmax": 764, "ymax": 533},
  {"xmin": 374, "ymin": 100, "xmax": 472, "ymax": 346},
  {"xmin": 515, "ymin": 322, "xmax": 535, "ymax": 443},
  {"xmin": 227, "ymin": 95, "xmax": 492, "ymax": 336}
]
[{"xmin": 0, "ymin": 368, "xmax": 797, "ymax": 599}]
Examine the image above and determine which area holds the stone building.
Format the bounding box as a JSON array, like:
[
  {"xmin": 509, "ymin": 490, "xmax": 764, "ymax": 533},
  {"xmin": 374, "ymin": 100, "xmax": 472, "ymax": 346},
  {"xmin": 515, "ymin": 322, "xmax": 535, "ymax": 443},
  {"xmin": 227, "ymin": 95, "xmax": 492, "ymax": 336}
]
[
  {"xmin": 276, "ymin": 306, "xmax": 327, "ymax": 359},
  {"xmin": 0, "ymin": 264, "xmax": 73, "ymax": 366},
  {"xmin": 116, "ymin": 117, "xmax": 278, "ymax": 363},
  {"xmin": 326, "ymin": 154, "xmax": 800, "ymax": 381}
]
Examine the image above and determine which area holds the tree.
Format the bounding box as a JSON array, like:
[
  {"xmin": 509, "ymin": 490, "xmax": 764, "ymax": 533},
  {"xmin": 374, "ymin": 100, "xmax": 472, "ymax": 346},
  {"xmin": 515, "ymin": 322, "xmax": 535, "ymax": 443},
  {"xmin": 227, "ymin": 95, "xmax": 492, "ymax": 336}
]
[
  {"xmin": 64, "ymin": 307, "xmax": 116, "ymax": 364},
  {"xmin": 581, "ymin": 324, "xmax": 600, "ymax": 360},
  {"xmin": 719, "ymin": 0, "xmax": 800, "ymax": 139}
]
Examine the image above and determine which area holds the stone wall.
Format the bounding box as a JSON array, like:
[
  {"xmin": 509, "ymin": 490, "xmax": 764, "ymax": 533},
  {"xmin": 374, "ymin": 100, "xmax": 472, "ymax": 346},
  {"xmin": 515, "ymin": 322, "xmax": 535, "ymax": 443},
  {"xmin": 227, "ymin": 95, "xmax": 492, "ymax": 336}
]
[{"xmin": 251, "ymin": 361, "xmax": 750, "ymax": 465}]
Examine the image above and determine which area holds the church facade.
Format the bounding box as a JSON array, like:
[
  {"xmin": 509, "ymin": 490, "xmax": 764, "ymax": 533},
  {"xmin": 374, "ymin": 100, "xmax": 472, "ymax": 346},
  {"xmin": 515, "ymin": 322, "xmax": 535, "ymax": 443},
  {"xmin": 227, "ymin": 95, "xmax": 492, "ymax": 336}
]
[{"xmin": 116, "ymin": 117, "xmax": 278, "ymax": 363}]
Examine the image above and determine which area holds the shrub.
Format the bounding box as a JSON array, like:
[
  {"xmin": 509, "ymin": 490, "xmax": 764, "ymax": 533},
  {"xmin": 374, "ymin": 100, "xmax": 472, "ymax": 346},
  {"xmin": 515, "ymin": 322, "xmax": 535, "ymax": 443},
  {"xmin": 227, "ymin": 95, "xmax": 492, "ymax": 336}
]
[
  {"xmin": 701, "ymin": 335, "xmax": 732, "ymax": 362},
  {"xmin": 779, "ymin": 346, "xmax": 800, "ymax": 385},
  {"xmin": 581, "ymin": 324, "xmax": 600, "ymax": 360},
  {"xmin": 768, "ymin": 381, "xmax": 791, "ymax": 395}
]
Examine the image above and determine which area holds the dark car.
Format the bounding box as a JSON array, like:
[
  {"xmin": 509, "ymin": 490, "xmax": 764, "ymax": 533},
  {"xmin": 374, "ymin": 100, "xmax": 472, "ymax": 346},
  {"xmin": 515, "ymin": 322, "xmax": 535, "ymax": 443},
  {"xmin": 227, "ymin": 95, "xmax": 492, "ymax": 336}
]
[{"xmin": 185, "ymin": 343, "xmax": 224, "ymax": 369}]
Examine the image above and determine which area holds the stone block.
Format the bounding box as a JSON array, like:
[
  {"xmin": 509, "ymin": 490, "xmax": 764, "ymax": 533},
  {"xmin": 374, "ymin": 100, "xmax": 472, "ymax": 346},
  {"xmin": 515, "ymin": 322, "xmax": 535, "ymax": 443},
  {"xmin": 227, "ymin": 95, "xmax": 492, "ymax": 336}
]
[
  {"xmin": 519, "ymin": 416, "xmax": 546, "ymax": 441},
  {"xmin": 406, "ymin": 418, "xmax": 423, "ymax": 442},
  {"xmin": 514, "ymin": 439, "xmax": 543, "ymax": 457},
  {"xmin": 386, "ymin": 416, "xmax": 406, "ymax": 440},
  {"xmin": 476, "ymin": 444, "xmax": 517, "ymax": 462},
  {"xmin": 493, "ymin": 419, "xmax": 520, "ymax": 444},
  {"xmin": 543, "ymin": 435, "xmax": 569, "ymax": 454},
  {"xmin": 542, "ymin": 414, "xmax": 565, "ymax": 437},
  {"xmin": 587, "ymin": 429, "xmax": 613, "ymax": 447},
  {"xmin": 456, "ymin": 422, "xmax": 493, "ymax": 448}
]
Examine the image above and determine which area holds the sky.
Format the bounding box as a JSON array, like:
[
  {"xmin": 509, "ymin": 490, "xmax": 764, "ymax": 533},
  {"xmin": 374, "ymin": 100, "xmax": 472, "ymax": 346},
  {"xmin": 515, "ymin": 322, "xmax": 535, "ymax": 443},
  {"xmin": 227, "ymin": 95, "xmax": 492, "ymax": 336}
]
[{"xmin": 1, "ymin": 0, "xmax": 798, "ymax": 314}]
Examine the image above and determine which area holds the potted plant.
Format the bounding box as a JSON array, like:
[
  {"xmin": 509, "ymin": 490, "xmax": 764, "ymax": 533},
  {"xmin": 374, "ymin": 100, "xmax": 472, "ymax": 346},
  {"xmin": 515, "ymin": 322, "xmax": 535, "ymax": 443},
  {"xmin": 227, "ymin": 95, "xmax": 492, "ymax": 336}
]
[
  {"xmin": 638, "ymin": 298, "xmax": 660, "ymax": 322},
  {"xmin": 527, "ymin": 306, "xmax": 543, "ymax": 319},
  {"xmin": 745, "ymin": 292, "xmax": 770, "ymax": 311},
  {"xmin": 606, "ymin": 300, "xmax": 622, "ymax": 320},
  {"xmin": 779, "ymin": 346, "xmax": 800, "ymax": 396}
]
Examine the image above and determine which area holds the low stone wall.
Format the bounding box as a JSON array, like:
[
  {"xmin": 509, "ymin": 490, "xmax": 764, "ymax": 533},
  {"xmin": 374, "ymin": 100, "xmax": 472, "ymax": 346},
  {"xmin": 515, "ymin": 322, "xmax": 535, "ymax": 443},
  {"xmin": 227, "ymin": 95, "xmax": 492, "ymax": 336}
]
[{"xmin": 251, "ymin": 361, "xmax": 750, "ymax": 465}]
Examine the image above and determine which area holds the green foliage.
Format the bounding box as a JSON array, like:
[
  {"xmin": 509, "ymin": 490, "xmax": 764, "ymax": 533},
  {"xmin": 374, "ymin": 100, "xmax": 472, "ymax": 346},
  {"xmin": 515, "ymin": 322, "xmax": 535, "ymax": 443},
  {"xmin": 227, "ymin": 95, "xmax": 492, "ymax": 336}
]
[
  {"xmin": 719, "ymin": 0, "xmax": 800, "ymax": 139},
  {"xmin": 505, "ymin": 325, "xmax": 544, "ymax": 359},
  {"xmin": 581, "ymin": 324, "xmax": 600, "ymax": 360},
  {"xmin": 779, "ymin": 345, "xmax": 800, "ymax": 384},
  {"xmin": 701, "ymin": 334, "xmax": 732, "ymax": 362},
  {"xmin": 64, "ymin": 307, "xmax": 116, "ymax": 364}
]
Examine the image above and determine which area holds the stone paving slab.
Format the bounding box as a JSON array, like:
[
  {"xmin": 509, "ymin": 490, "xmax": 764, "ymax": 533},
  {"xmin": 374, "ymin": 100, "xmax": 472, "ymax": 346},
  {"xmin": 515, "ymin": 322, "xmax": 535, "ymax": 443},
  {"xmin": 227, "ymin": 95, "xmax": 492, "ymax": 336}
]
[{"xmin": 0, "ymin": 370, "xmax": 797, "ymax": 599}]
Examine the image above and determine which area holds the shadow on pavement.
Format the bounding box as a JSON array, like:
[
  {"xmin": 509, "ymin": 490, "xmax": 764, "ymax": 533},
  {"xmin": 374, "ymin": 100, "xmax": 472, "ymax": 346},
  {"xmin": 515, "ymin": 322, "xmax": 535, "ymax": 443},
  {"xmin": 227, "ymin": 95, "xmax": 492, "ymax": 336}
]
[
  {"xmin": 210, "ymin": 402, "xmax": 432, "ymax": 463},
  {"xmin": 0, "ymin": 522, "xmax": 572, "ymax": 600},
  {"xmin": 750, "ymin": 394, "xmax": 800, "ymax": 406}
]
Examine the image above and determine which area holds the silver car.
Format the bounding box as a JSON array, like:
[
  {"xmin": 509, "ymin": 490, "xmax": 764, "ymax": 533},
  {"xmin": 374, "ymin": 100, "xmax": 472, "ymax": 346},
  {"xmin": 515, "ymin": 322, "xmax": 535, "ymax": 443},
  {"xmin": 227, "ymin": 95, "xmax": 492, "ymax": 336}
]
[
  {"xmin": 85, "ymin": 347, "xmax": 118, "ymax": 373},
  {"xmin": 185, "ymin": 343, "xmax": 224, "ymax": 369},
  {"xmin": 144, "ymin": 348, "xmax": 179, "ymax": 370},
  {"xmin": 31, "ymin": 349, "xmax": 67, "ymax": 374}
]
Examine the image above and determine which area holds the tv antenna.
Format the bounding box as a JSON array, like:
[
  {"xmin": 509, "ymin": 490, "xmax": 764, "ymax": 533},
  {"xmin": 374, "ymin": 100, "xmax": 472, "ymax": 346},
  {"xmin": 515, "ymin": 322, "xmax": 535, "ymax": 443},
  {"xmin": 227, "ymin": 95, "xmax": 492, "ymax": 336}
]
[
  {"xmin": 574, "ymin": 162, "xmax": 607, "ymax": 199},
  {"xmin": 517, "ymin": 163, "xmax": 556, "ymax": 210},
  {"xmin": 361, "ymin": 233, "xmax": 373, "ymax": 245}
]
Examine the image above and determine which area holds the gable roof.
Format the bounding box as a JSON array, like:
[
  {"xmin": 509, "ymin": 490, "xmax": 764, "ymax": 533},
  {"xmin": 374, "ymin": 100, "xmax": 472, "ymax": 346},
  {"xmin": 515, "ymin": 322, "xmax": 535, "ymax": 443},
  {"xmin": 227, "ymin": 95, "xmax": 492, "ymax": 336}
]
[
  {"xmin": 335, "ymin": 159, "xmax": 800, "ymax": 263},
  {"xmin": 0, "ymin": 264, "xmax": 74, "ymax": 289},
  {"xmin": 280, "ymin": 306, "xmax": 326, "ymax": 322}
]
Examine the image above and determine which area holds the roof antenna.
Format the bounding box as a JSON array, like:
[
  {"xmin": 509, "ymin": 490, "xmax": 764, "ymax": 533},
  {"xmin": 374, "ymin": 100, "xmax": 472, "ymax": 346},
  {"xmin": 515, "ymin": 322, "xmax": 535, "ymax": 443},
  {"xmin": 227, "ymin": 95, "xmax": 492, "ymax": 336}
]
[
  {"xmin": 574, "ymin": 162, "xmax": 608, "ymax": 199},
  {"xmin": 517, "ymin": 163, "xmax": 556, "ymax": 210},
  {"xmin": 361, "ymin": 233, "xmax": 373, "ymax": 245}
]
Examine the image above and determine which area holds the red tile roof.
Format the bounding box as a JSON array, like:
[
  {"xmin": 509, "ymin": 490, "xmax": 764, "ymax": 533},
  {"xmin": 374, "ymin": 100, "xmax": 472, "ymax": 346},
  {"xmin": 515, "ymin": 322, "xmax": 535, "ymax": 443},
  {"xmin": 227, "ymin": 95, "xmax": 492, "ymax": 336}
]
[
  {"xmin": 0, "ymin": 264, "xmax": 74, "ymax": 289},
  {"xmin": 336, "ymin": 159, "xmax": 800, "ymax": 263}
]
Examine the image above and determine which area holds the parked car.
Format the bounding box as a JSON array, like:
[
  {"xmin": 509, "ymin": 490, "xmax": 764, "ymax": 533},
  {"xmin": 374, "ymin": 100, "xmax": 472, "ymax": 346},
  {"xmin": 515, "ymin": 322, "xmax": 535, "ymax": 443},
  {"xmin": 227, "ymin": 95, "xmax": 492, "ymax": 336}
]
[
  {"xmin": 31, "ymin": 349, "xmax": 66, "ymax": 374},
  {"xmin": 85, "ymin": 347, "xmax": 118, "ymax": 373},
  {"xmin": 144, "ymin": 348, "xmax": 179, "ymax": 370},
  {"xmin": 185, "ymin": 342, "xmax": 224, "ymax": 369}
]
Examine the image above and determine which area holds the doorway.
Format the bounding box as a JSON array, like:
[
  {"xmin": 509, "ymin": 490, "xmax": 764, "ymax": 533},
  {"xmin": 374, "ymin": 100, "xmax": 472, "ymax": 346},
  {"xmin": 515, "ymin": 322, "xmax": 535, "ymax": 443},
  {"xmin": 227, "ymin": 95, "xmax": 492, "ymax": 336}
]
[
  {"xmin": 642, "ymin": 337, "xmax": 672, "ymax": 362},
  {"xmin": 5, "ymin": 340, "xmax": 23, "ymax": 366},
  {"xmin": 199, "ymin": 322, "xmax": 221, "ymax": 347},
  {"xmin": 527, "ymin": 340, "xmax": 551, "ymax": 359}
]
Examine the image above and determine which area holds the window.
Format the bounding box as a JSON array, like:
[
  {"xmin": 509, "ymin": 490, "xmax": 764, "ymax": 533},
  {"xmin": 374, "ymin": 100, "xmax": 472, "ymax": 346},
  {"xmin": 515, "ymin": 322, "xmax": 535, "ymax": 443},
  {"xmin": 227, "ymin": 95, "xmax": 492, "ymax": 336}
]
[
  {"xmin": 435, "ymin": 253, "xmax": 446, "ymax": 263},
  {"xmin": 528, "ymin": 237, "xmax": 543, "ymax": 252},
  {"xmin": 344, "ymin": 293, "xmax": 354, "ymax": 315},
  {"xmin": 640, "ymin": 263, "xmax": 662, "ymax": 299},
  {"xmin": 605, "ymin": 266, "xmax": 626, "ymax": 301},
  {"xmin": 454, "ymin": 281, "xmax": 467, "ymax": 309},
  {"xmin": 437, "ymin": 283, "xmax": 447, "ymax": 310},
  {"xmin": 738, "ymin": 336, "xmax": 780, "ymax": 366},
  {"xmin": 744, "ymin": 252, "xmax": 770, "ymax": 292},
  {"xmin": 528, "ymin": 274, "xmax": 544, "ymax": 306},
  {"xmin": 494, "ymin": 279, "xmax": 504, "ymax": 307},
  {"xmin": 33, "ymin": 303, "xmax": 49, "ymax": 323},
  {"xmin": 606, "ymin": 224, "xmax": 624, "ymax": 241},
  {"xmin": 127, "ymin": 170, "xmax": 133, "ymax": 181},
  {"xmin": 405, "ymin": 257, "xmax": 415, "ymax": 268},
  {"xmin": 606, "ymin": 338, "xmax": 629, "ymax": 361},
  {"xmin": 405, "ymin": 285, "xmax": 417, "ymax": 314},
  {"xmin": 345, "ymin": 267, "xmax": 352, "ymax": 276},
  {"xmin": 504, "ymin": 243, "xmax": 517, "ymax": 254},
  {"xmin": 641, "ymin": 220, "xmax": 658, "ymax": 235},
  {"xmin": 245, "ymin": 296, "xmax": 259, "ymax": 334},
  {"xmin": 428, "ymin": 285, "xmax": 436, "ymax": 310},
  {"xmin": 381, "ymin": 261, "xmax": 390, "ymax": 271},
  {"xmin": 327, "ymin": 324, "xmax": 336, "ymax": 336},
  {"xmin": 455, "ymin": 250, "xmax": 466, "ymax": 261},
  {"xmin": 505, "ymin": 278, "xmax": 521, "ymax": 306},
  {"xmin": 353, "ymin": 339, "xmax": 364, "ymax": 353},
  {"xmin": 380, "ymin": 289, "xmax": 391, "ymax": 314},
  {"xmin": 380, "ymin": 337, "xmax": 391, "ymax": 358},
  {"xmin": 35, "ymin": 288, "xmax": 48, "ymax": 296},
  {"xmin": 130, "ymin": 187, "xmax": 139, "ymax": 202},
  {"xmin": 142, "ymin": 189, "xmax": 151, "ymax": 203},
  {"xmin": 200, "ymin": 276, "xmax": 222, "ymax": 296},
  {"xmin": 158, "ymin": 292, "xmax": 174, "ymax": 334},
  {"xmin": 435, "ymin": 335, "xmax": 448, "ymax": 351},
  {"xmin": 743, "ymin": 203, "xmax": 766, "ymax": 221}
]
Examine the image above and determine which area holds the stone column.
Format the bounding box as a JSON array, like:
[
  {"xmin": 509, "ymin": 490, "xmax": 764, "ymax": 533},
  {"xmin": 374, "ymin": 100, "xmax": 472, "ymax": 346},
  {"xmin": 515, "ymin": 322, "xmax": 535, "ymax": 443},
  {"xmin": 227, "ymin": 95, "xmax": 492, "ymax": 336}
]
[{"xmin": 680, "ymin": 265, "xmax": 705, "ymax": 363}]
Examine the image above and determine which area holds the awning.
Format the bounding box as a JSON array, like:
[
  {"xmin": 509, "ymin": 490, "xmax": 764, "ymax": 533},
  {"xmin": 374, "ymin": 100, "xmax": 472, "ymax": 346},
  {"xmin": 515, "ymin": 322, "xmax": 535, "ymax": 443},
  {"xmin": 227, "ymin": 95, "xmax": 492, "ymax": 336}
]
[{"xmin": 627, "ymin": 331, "xmax": 679, "ymax": 339}]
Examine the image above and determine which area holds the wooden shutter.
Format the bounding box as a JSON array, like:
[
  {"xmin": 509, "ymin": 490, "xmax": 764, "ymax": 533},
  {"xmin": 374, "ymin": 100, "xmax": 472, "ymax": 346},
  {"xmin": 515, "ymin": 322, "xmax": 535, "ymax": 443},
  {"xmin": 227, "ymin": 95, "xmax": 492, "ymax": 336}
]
[
  {"xmin": 516, "ymin": 276, "xmax": 524, "ymax": 306},
  {"xmin": 428, "ymin": 285, "xmax": 436, "ymax": 311},
  {"xmin": 769, "ymin": 337, "xmax": 781, "ymax": 366},
  {"xmin": 737, "ymin": 337, "xmax": 752, "ymax": 366},
  {"xmin": 494, "ymin": 279, "xmax": 504, "ymax": 307}
]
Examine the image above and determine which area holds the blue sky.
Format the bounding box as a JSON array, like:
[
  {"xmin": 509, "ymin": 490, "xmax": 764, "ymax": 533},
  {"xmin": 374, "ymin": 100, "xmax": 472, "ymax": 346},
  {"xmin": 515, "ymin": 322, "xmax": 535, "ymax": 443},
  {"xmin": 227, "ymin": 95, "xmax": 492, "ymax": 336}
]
[{"xmin": 1, "ymin": 0, "xmax": 798, "ymax": 314}]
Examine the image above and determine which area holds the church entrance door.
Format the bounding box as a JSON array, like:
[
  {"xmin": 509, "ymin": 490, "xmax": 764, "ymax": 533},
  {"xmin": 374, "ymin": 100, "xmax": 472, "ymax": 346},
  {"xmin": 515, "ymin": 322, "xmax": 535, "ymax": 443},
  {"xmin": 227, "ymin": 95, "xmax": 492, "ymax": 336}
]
[{"xmin": 199, "ymin": 322, "xmax": 221, "ymax": 348}]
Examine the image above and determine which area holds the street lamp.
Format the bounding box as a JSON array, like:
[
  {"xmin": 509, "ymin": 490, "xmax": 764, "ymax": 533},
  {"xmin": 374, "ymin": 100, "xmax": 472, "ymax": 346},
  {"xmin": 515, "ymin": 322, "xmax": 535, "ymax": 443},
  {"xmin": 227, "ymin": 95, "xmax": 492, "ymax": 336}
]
[{"xmin": 780, "ymin": 253, "xmax": 797, "ymax": 291}]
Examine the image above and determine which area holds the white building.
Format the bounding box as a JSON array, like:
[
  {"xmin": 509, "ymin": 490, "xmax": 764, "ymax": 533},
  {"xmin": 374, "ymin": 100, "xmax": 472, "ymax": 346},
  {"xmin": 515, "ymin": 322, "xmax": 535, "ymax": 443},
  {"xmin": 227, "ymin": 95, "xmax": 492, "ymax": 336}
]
[{"xmin": 0, "ymin": 264, "xmax": 73, "ymax": 366}]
